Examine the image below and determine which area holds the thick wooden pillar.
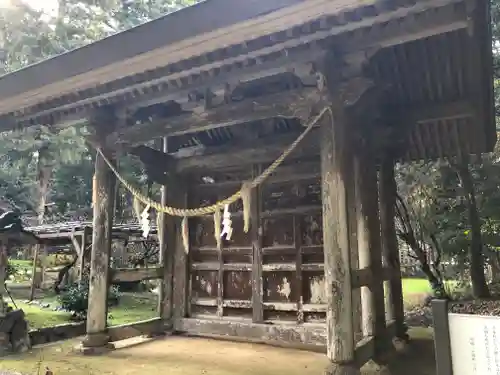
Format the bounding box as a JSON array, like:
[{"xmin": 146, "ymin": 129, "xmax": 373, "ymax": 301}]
[
  {"xmin": 82, "ymin": 110, "xmax": 117, "ymax": 352},
  {"xmin": 251, "ymin": 164, "xmax": 264, "ymax": 323},
  {"xmin": 353, "ymin": 148, "xmax": 386, "ymax": 354},
  {"xmin": 320, "ymin": 102, "xmax": 359, "ymax": 375},
  {"xmin": 76, "ymin": 227, "xmax": 90, "ymax": 282},
  {"xmin": 379, "ymin": 155, "xmax": 407, "ymax": 341},
  {"xmin": 112, "ymin": 239, "xmax": 128, "ymax": 268},
  {"xmin": 172, "ymin": 183, "xmax": 189, "ymax": 323},
  {"xmin": 158, "ymin": 137, "xmax": 176, "ymax": 328},
  {"xmin": 29, "ymin": 244, "xmax": 40, "ymax": 300},
  {"xmin": 0, "ymin": 242, "xmax": 7, "ymax": 316},
  {"xmin": 347, "ymin": 162, "xmax": 361, "ymax": 342}
]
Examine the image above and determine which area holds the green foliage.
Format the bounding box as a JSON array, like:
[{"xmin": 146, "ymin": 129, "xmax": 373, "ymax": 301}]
[
  {"xmin": 5, "ymin": 261, "xmax": 18, "ymax": 281},
  {"xmin": 58, "ymin": 283, "xmax": 89, "ymax": 318},
  {"xmin": 0, "ymin": 0, "xmax": 196, "ymax": 220},
  {"xmin": 58, "ymin": 277, "xmax": 121, "ymax": 319}
]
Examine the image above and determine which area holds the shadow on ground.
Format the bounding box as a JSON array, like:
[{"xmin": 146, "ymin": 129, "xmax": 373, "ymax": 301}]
[
  {"xmin": 0, "ymin": 328, "xmax": 436, "ymax": 375},
  {"xmin": 372, "ymin": 328, "xmax": 436, "ymax": 375}
]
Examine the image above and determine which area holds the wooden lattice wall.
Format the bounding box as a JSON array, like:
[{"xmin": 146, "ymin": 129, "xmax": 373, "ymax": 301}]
[{"xmin": 188, "ymin": 156, "xmax": 326, "ymax": 325}]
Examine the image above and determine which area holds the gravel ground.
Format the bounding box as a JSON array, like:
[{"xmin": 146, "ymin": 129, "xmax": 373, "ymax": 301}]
[
  {"xmin": 404, "ymin": 295, "xmax": 500, "ymax": 327},
  {"xmin": 449, "ymin": 299, "xmax": 500, "ymax": 315},
  {"xmin": 405, "ymin": 306, "xmax": 433, "ymax": 327}
]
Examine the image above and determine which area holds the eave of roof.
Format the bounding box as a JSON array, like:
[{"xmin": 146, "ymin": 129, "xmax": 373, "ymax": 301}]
[
  {"xmin": 0, "ymin": 0, "xmax": 304, "ymax": 114},
  {"xmin": 0, "ymin": 0, "xmax": 466, "ymax": 120}
]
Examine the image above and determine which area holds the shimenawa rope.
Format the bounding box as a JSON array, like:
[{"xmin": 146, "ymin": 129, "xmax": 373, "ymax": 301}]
[{"xmin": 94, "ymin": 106, "xmax": 332, "ymax": 237}]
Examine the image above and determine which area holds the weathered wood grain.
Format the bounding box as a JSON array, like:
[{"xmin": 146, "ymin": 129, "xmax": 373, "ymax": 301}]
[
  {"xmin": 353, "ymin": 147, "xmax": 386, "ymax": 355},
  {"xmin": 320, "ymin": 100, "xmax": 357, "ymax": 372},
  {"xmin": 379, "ymin": 155, "xmax": 407, "ymax": 340}
]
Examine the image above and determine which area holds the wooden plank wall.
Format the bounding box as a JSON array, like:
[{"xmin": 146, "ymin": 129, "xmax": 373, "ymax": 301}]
[{"xmin": 188, "ymin": 156, "xmax": 326, "ymax": 324}]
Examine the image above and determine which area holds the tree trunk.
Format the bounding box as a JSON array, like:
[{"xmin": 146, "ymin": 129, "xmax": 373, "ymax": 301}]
[
  {"xmin": 456, "ymin": 159, "xmax": 490, "ymax": 298},
  {"xmin": 491, "ymin": 254, "xmax": 500, "ymax": 283},
  {"xmin": 0, "ymin": 243, "xmax": 8, "ymax": 317}
]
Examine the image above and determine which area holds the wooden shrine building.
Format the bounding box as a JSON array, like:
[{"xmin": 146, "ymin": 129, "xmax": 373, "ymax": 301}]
[{"xmin": 0, "ymin": 0, "xmax": 494, "ymax": 373}]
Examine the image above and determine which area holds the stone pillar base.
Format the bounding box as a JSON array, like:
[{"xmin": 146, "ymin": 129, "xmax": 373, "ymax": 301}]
[
  {"xmin": 81, "ymin": 332, "xmax": 110, "ymax": 347},
  {"xmin": 395, "ymin": 323, "xmax": 410, "ymax": 342},
  {"xmin": 363, "ymin": 360, "xmax": 392, "ymax": 375},
  {"xmin": 79, "ymin": 332, "xmax": 114, "ymax": 355},
  {"xmin": 324, "ymin": 362, "xmax": 360, "ymax": 375},
  {"xmin": 77, "ymin": 342, "xmax": 115, "ymax": 355},
  {"xmin": 392, "ymin": 336, "xmax": 409, "ymax": 353}
]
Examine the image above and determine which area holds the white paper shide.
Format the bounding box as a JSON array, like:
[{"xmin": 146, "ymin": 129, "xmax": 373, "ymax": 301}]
[{"xmin": 449, "ymin": 313, "xmax": 500, "ymax": 375}]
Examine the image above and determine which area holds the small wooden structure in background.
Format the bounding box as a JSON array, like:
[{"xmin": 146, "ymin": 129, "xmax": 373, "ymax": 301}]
[
  {"xmin": 26, "ymin": 222, "xmax": 160, "ymax": 298},
  {"xmin": 0, "ymin": 0, "xmax": 494, "ymax": 373}
]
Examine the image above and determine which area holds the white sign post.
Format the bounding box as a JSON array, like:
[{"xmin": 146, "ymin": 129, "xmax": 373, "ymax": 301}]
[{"xmin": 449, "ymin": 313, "xmax": 500, "ymax": 375}]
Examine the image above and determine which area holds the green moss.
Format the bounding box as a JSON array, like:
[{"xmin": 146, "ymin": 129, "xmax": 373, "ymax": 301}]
[{"xmin": 10, "ymin": 292, "xmax": 158, "ymax": 329}]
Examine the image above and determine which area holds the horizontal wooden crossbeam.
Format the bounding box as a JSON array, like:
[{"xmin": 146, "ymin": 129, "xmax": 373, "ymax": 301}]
[
  {"xmin": 174, "ymin": 317, "xmax": 396, "ymax": 366},
  {"xmin": 107, "ymin": 88, "xmax": 322, "ymax": 146},
  {"xmin": 110, "ymin": 267, "xmax": 163, "ymax": 283},
  {"xmin": 165, "ymin": 99, "xmax": 474, "ymax": 171},
  {"xmin": 174, "ymin": 128, "xmax": 320, "ymax": 172},
  {"xmin": 175, "ymin": 318, "xmax": 327, "ymax": 351},
  {"xmin": 107, "ymin": 318, "xmax": 162, "ymax": 342},
  {"xmin": 351, "ymin": 266, "xmax": 394, "ymax": 288}
]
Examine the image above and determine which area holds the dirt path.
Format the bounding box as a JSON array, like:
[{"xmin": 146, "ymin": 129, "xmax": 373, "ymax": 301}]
[{"xmin": 0, "ymin": 329, "xmax": 436, "ymax": 375}]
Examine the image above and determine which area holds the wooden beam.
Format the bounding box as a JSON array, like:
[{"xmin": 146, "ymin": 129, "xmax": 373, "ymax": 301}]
[
  {"xmin": 403, "ymin": 100, "xmax": 474, "ymax": 124},
  {"xmin": 379, "ymin": 154, "xmax": 408, "ymax": 342},
  {"xmin": 175, "ymin": 317, "xmax": 393, "ymax": 363},
  {"xmin": 466, "ymin": 0, "xmax": 495, "ymax": 152},
  {"xmin": 320, "ymin": 97, "xmax": 357, "ymax": 373},
  {"xmin": 125, "ymin": 0, "xmax": 466, "ymax": 115},
  {"xmin": 107, "ymin": 88, "xmax": 321, "ymax": 146},
  {"xmin": 251, "ymin": 165, "xmax": 264, "ymax": 323},
  {"xmin": 175, "ymin": 318, "xmax": 327, "ymax": 351},
  {"xmin": 342, "ymin": 0, "xmax": 468, "ymax": 54},
  {"xmin": 0, "ymin": 244, "xmax": 7, "ymax": 315},
  {"xmin": 108, "ymin": 318, "xmax": 162, "ymax": 342},
  {"xmin": 111, "ymin": 99, "xmax": 472, "ymax": 183},
  {"xmin": 166, "ymin": 99, "xmax": 471, "ymax": 173},
  {"xmin": 74, "ymin": 228, "xmax": 89, "ymax": 282},
  {"xmin": 29, "ymin": 244, "xmax": 41, "ymax": 301},
  {"xmin": 354, "ymin": 320, "xmax": 396, "ymax": 367},
  {"xmin": 175, "ymin": 129, "xmax": 320, "ymax": 172},
  {"xmin": 351, "ymin": 268, "xmax": 372, "ymax": 289},
  {"xmin": 110, "ymin": 267, "xmax": 163, "ymax": 283},
  {"xmin": 293, "ymin": 214, "xmax": 304, "ymax": 323},
  {"xmin": 172, "ymin": 185, "xmax": 190, "ymax": 321},
  {"xmin": 109, "ymin": 0, "xmax": 467, "ymax": 116},
  {"xmin": 82, "ymin": 110, "xmax": 117, "ymax": 351},
  {"xmin": 351, "ymin": 266, "xmax": 394, "ymax": 288},
  {"xmin": 196, "ymin": 159, "xmax": 321, "ymax": 190},
  {"xmin": 157, "ymin": 137, "xmax": 173, "ymax": 321},
  {"xmin": 216, "ymin": 231, "xmax": 224, "ymax": 318},
  {"xmin": 9, "ymin": 0, "xmax": 467, "ymax": 129},
  {"xmin": 346, "ymin": 140, "xmax": 361, "ymax": 341},
  {"xmin": 353, "ymin": 147, "xmax": 386, "ymax": 356}
]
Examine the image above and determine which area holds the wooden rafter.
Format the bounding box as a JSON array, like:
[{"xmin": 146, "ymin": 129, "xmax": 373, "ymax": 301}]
[
  {"xmin": 5, "ymin": 0, "xmax": 468, "ymax": 128},
  {"xmin": 106, "ymin": 87, "xmax": 324, "ymax": 146},
  {"xmin": 150, "ymin": 99, "xmax": 475, "ymax": 171}
]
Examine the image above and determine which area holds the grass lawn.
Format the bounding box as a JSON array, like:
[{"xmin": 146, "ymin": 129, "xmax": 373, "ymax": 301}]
[
  {"xmin": 3, "ymin": 277, "xmax": 447, "ymax": 330},
  {"xmin": 9, "ymin": 259, "xmax": 33, "ymax": 269},
  {"xmin": 402, "ymin": 278, "xmax": 434, "ymax": 295},
  {"xmin": 401, "ymin": 278, "xmax": 459, "ymax": 307},
  {"xmin": 6, "ymin": 287, "xmax": 158, "ymax": 329},
  {"xmin": 0, "ymin": 281, "xmax": 441, "ymax": 375}
]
